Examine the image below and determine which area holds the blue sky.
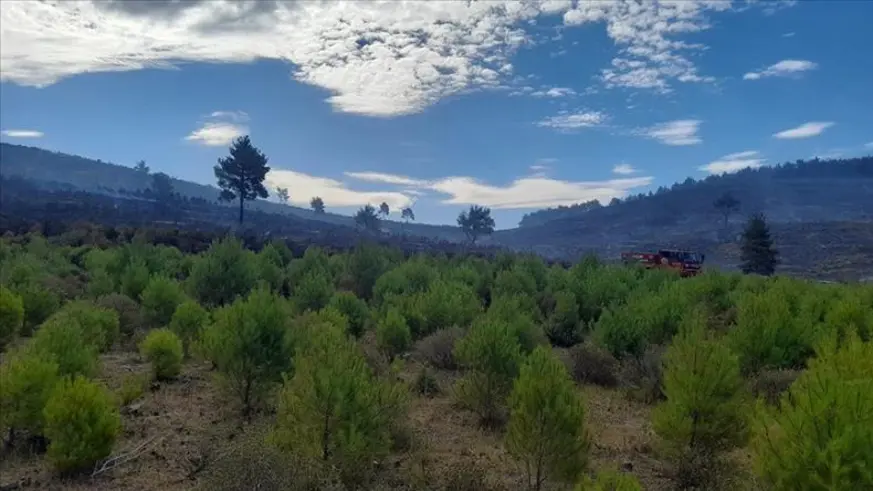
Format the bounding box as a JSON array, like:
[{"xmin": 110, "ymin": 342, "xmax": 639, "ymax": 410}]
[{"xmin": 1, "ymin": 0, "xmax": 871, "ymax": 228}]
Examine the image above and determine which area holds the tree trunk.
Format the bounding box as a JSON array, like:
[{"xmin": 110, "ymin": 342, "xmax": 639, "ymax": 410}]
[{"xmin": 238, "ymin": 195, "xmax": 244, "ymax": 226}]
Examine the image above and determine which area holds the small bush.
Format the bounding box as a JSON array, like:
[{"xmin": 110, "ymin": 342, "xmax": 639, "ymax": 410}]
[
  {"xmin": 51, "ymin": 301, "xmax": 120, "ymax": 352},
  {"xmin": 168, "ymin": 300, "xmax": 208, "ymax": 357},
  {"xmin": 506, "ymin": 347, "xmax": 589, "ymax": 490},
  {"xmin": 141, "ymin": 275, "xmax": 187, "ymax": 326},
  {"xmin": 750, "ymin": 333, "xmax": 873, "ymax": 490},
  {"xmin": 569, "ymin": 341, "xmax": 619, "ymax": 388},
  {"xmin": 197, "ymin": 428, "xmax": 334, "ymax": 491},
  {"xmin": 199, "ymin": 288, "xmax": 292, "ymax": 417},
  {"xmin": 291, "ymin": 270, "xmax": 334, "ymax": 313},
  {"xmin": 748, "ymin": 368, "xmax": 801, "ymax": 405},
  {"xmin": 0, "ymin": 350, "xmax": 60, "ymax": 437},
  {"xmin": 546, "ymin": 290, "xmax": 583, "ymax": 347},
  {"xmin": 652, "ymin": 310, "xmax": 748, "ymax": 488},
  {"xmin": 120, "ymin": 257, "xmax": 150, "ymax": 300},
  {"xmin": 618, "ymin": 344, "xmax": 666, "ymax": 404},
  {"xmin": 140, "ymin": 328, "xmax": 184, "ymax": 380},
  {"xmin": 272, "ymin": 324, "xmax": 406, "ymax": 488},
  {"xmin": 187, "ymin": 236, "xmax": 258, "ymax": 307},
  {"xmin": 414, "ymin": 326, "xmax": 464, "ymax": 370},
  {"xmin": 43, "ymin": 376, "xmax": 121, "ymax": 474},
  {"xmin": 575, "ymin": 468, "xmax": 642, "ymax": 490},
  {"xmin": 117, "ymin": 373, "xmax": 149, "ymax": 406},
  {"xmin": 16, "ymin": 283, "xmax": 61, "ymax": 334},
  {"xmin": 95, "ymin": 293, "xmax": 147, "ymax": 340},
  {"xmin": 328, "ymin": 291, "xmax": 369, "ymax": 337},
  {"xmin": 29, "ymin": 317, "xmax": 99, "ymax": 378},
  {"xmin": 377, "ymin": 308, "xmax": 412, "ymax": 361},
  {"xmin": 454, "ymin": 318, "xmax": 522, "ymax": 427},
  {"xmin": 0, "ymin": 285, "xmax": 25, "ymax": 351},
  {"xmin": 414, "ymin": 366, "xmax": 439, "ymax": 397}
]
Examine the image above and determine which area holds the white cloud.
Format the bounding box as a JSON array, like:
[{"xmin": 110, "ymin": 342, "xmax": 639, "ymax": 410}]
[
  {"xmin": 865, "ymin": 141, "xmax": 873, "ymax": 149},
  {"xmin": 343, "ymin": 172, "xmax": 428, "ymax": 187},
  {"xmin": 0, "ymin": 1, "xmax": 750, "ymax": 116},
  {"xmin": 1, "ymin": 129, "xmax": 43, "ymax": 138},
  {"xmin": 531, "ymin": 86, "xmax": 576, "ymax": 98},
  {"xmin": 185, "ymin": 110, "xmax": 249, "ymax": 146},
  {"xmin": 773, "ymin": 121, "xmax": 834, "ymax": 139},
  {"xmin": 429, "ymin": 175, "xmax": 653, "ymax": 209},
  {"xmin": 267, "ymin": 169, "xmax": 413, "ymax": 210},
  {"xmin": 699, "ymin": 150, "xmax": 766, "ymax": 174},
  {"xmin": 639, "ymin": 119, "xmax": 702, "ymax": 146},
  {"xmin": 536, "ymin": 111, "xmax": 606, "ymax": 130},
  {"xmin": 782, "ymin": 32, "xmax": 795, "ymax": 38},
  {"xmin": 743, "ymin": 59, "xmax": 817, "ymax": 80},
  {"xmin": 612, "ymin": 163, "xmax": 637, "ymax": 175},
  {"xmin": 185, "ymin": 122, "xmax": 247, "ymax": 147},
  {"xmin": 343, "ymin": 169, "xmax": 652, "ymax": 209}
]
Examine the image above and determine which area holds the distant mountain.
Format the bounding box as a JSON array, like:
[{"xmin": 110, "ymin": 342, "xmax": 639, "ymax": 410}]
[
  {"xmin": 495, "ymin": 156, "xmax": 873, "ymax": 280},
  {"xmin": 0, "ymin": 143, "xmax": 464, "ymax": 241}
]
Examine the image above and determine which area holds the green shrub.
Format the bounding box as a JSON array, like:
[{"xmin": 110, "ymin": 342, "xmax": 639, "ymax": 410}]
[
  {"xmin": 376, "ymin": 308, "xmax": 411, "ymax": 361},
  {"xmin": 546, "ymin": 290, "xmax": 583, "ymax": 347},
  {"xmin": 0, "ymin": 350, "xmax": 60, "ymax": 437},
  {"xmin": 0, "ymin": 285, "xmax": 24, "ymax": 351},
  {"xmin": 506, "ymin": 347, "xmax": 589, "ymax": 490},
  {"xmin": 140, "ymin": 328, "xmax": 184, "ymax": 380},
  {"xmin": 256, "ymin": 244, "xmax": 286, "ymax": 292},
  {"xmin": 29, "ymin": 316, "xmax": 99, "ymax": 378},
  {"xmin": 492, "ymin": 266, "xmax": 538, "ymax": 299},
  {"xmin": 750, "ymin": 333, "xmax": 873, "ymax": 490},
  {"xmin": 43, "ymin": 376, "xmax": 121, "ymax": 474},
  {"xmin": 414, "ymin": 279, "xmax": 481, "ymax": 338},
  {"xmin": 652, "ymin": 310, "xmax": 748, "ymax": 488},
  {"xmin": 345, "ymin": 243, "xmax": 390, "ymax": 300},
  {"xmin": 187, "ymin": 236, "xmax": 258, "ymax": 307},
  {"xmin": 168, "ymin": 300, "xmax": 208, "ymax": 357},
  {"xmin": 485, "ymin": 295, "xmax": 547, "ymax": 354},
  {"xmin": 120, "ymin": 256, "xmax": 150, "ymax": 299},
  {"xmin": 141, "ymin": 275, "xmax": 187, "ymax": 326},
  {"xmin": 328, "ymin": 291, "xmax": 369, "ymax": 337},
  {"xmin": 593, "ymin": 306, "xmax": 648, "ymax": 359},
  {"xmin": 95, "ymin": 293, "xmax": 147, "ymax": 340},
  {"xmin": 51, "ymin": 300, "xmax": 120, "ymax": 352},
  {"xmin": 575, "ymin": 468, "xmax": 642, "ymax": 490},
  {"xmin": 272, "ymin": 323, "xmax": 406, "ymax": 488},
  {"xmin": 116, "ymin": 373, "xmax": 149, "ymax": 406},
  {"xmin": 413, "ymin": 366, "xmax": 439, "ymax": 396},
  {"xmin": 291, "ymin": 270, "xmax": 334, "ymax": 313},
  {"xmin": 454, "ymin": 318, "xmax": 523, "ymax": 427},
  {"xmin": 16, "ymin": 282, "xmax": 61, "ymax": 333},
  {"xmin": 199, "ymin": 288, "xmax": 292, "ymax": 417},
  {"xmin": 729, "ymin": 289, "xmax": 816, "ymax": 373}
]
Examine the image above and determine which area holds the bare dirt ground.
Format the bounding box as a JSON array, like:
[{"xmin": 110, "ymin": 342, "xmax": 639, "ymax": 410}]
[{"xmin": 0, "ymin": 347, "xmax": 752, "ymax": 491}]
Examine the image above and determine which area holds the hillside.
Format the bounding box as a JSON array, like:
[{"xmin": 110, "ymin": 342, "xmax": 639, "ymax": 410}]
[{"xmin": 0, "ymin": 143, "xmax": 465, "ymax": 242}]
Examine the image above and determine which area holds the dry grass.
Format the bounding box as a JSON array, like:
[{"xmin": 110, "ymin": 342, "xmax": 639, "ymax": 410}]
[{"xmin": 1, "ymin": 344, "xmax": 756, "ymax": 491}]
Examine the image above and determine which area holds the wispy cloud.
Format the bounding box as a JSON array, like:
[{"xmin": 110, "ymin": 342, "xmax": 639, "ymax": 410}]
[
  {"xmin": 536, "ymin": 111, "xmax": 606, "ymax": 130},
  {"xmin": 699, "ymin": 151, "xmax": 766, "ymax": 174},
  {"xmin": 773, "ymin": 121, "xmax": 834, "ymax": 139},
  {"xmin": 782, "ymin": 32, "xmax": 796, "ymax": 38},
  {"xmin": 343, "ymin": 169, "xmax": 653, "ymax": 210},
  {"xmin": 638, "ymin": 120, "xmax": 702, "ymax": 146},
  {"xmin": 266, "ymin": 169, "xmax": 413, "ymax": 211},
  {"xmin": 743, "ymin": 59, "xmax": 817, "ymax": 80},
  {"xmin": 1, "ymin": 129, "xmax": 43, "ymax": 138},
  {"xmin": 0, "ymin": 1, "xmax": 753, "ymax": 116},
  {"xmin": 612, "ymin": 163, "xmax": 637, "ymax": 175},
  {"xmin": 185, "ymin": 111, "xmax": 248, "ymax": 146},
  {"xmin": 864, "ymin": 141, "xmax": 873, "ymax": 149},
  {"xmin": 343, "ymin": 172, "xmax": 428, "ymax": 187},
  {"xmin": 530, "ymin": 87, "xmax": 576, "ymax": 98}
]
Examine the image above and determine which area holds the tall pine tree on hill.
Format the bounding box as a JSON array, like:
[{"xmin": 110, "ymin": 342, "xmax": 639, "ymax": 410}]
[
  {"xmin": 740, "ymin": 213, "xmax": 779, "ymax": 276},
  {"xmin": 214, "ymin": 135, "xmax": 270, "ymax": 226}
]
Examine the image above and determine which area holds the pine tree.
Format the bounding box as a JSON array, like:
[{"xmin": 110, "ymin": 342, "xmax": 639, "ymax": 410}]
[
  {"xmin": 275, "ymin": 187, "xmax": 289, "ymax": 204},
  {"xmin": 652, "ymin": 309, "xmax": 748, "ymax": 488},
  {"xmin": 506, "ymin": 346, "xmax": 589, "ymax": 491},
  {"xmin": 740, "ymin": 213, "xmax": 779, "ymax": 276},
  {"xmin": 310, "ymin": 196, "xmax": 325, "ymax": 213},
  {"xmin": 214, "ymin": 135, "xmax": 270, "ymax": 226},
  {"xmin": 457, "ymin": 205, "xmax": 495, "ymax": 244}
]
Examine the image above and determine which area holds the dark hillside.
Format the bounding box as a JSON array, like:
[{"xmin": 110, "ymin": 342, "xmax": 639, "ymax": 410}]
[{"xmin": 0, "ymin": 143, "xmax": 465, "ymax": 241}]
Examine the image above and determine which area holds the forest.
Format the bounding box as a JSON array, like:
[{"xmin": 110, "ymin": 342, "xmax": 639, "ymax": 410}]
[{"xmin": 1, "ymin": 221, "xmax": 870, "ymax": 491}]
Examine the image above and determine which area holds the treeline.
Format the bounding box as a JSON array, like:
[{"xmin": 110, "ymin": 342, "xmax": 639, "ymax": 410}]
[
  {"xmin": 1, "ymin": 228, "xmax": 870, "ymax": 490},
  {"xmin": 518, "ymin": 155, "xmax": 873, "ymax": 229}
]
